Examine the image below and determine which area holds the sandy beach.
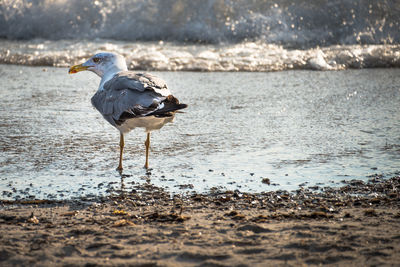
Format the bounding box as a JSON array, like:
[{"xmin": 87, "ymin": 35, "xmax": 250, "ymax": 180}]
[{"xmin": 1, "ymin": 176, "xmax": 399, "ymax": 266}]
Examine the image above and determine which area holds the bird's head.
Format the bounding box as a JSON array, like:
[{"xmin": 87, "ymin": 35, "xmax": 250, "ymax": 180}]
[{"xmin": 68, "ymin": 52, "xmax": 127, "ymax": 78}]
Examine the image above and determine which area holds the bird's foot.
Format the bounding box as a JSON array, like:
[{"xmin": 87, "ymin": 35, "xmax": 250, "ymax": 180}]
[
  {"xmin": 116, "ymin": 166, "xmax": 123, "ymax": 173},
  {"xmin": 144, "ymin": 165, "xmax": 153, "ymax": 174}
]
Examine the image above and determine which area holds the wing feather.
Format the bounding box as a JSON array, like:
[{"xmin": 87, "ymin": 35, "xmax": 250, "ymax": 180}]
[
  {"xmin": 91, "ymin": 71, "xmax": 184, "ymax": 127},
  {"xmin": 103, "ymin": 71, "xmax": 171, "ymax": 96}
]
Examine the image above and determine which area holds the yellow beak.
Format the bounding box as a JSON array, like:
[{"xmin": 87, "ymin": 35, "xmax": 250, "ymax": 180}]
[{"xmin": 68, "ymin": 64, "xmax": 90, "ymax": 74}]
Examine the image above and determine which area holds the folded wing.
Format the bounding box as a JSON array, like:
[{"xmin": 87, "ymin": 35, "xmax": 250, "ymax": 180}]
[{"xmin": 91, "ymin": 71, "xmax": 187, "ymax": 127}]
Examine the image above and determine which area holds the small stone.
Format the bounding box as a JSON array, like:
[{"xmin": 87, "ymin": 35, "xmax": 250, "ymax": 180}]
[
  {"xmin": 261, "ymin": 178, "xmax": 271, "ymax": 185},
  {"xmin": 27, "ymin": 213, "xmax": 39, "ymax": 224}
]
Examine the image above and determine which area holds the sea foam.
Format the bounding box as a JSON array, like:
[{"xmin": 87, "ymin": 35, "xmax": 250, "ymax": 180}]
[{"xmin": 1, "ymin": 40, "xmax": 399, "ymax": 71}]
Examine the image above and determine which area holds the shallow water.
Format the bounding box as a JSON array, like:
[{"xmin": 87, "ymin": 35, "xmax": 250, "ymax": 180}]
[{"xmin": 0, "ymin": 65, "xmax": 399, "ymax": 199}]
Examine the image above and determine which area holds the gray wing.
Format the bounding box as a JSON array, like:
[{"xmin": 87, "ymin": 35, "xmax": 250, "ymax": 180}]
[
  {"xmin": 103, "ymin": 71, "xmax": 170, "ymax": 95},
  {"xmin": 90, "ymin": 71, "xmax": 174, "ymax": 127}
]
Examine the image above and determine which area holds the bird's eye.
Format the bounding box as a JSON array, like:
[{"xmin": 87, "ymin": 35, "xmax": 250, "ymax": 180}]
[{"xmin": 93, "ymin": 57, "xmax": 100, "ymax": 63}]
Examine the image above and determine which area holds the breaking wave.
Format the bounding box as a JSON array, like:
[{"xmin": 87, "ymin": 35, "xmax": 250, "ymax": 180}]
[{"xmin": 1, "ymin": 0, "xmax": 399, "ymax": 47}]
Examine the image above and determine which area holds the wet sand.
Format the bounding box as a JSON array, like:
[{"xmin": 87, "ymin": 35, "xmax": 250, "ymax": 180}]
[{"xmin": 1, "ymin": 176, "xmax": 399, "ymax": 266}]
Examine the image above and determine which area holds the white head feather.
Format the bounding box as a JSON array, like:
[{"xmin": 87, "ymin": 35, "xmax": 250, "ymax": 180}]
[{"xmin": 81, "ymin": 52, "xmax": 128, "ymax": 78}]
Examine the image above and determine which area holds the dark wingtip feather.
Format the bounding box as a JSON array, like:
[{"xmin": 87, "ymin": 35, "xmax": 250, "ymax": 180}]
[
  {"xmin": 177, "ymin": 103, "xmax": 188, "ymax": 109},
  {"xmin": 149, "ymin": 101, "xmax": 187, "ymax": 117}
]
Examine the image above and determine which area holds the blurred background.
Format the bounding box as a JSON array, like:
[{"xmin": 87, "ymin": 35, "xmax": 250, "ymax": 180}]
[
  {"xmin": 1, "ymin": 0, "xmax": 400, "ymax": 46},
  {"xmin": 0, "ymin": 0, "xmax": 399, "ymax": 70}
]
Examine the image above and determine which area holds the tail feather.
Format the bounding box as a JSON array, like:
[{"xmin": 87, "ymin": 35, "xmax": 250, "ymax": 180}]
[{"xmin": 149, "ymin": 102, "xmax": 188, "ymax": 117}]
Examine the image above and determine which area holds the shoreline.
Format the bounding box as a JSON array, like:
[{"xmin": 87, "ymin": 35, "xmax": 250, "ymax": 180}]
[
  {"xmin": 1, "ymin": 176, "xmax": 399, "ymax": 266},
  {"xmin": 1, "ymin": 40, "xmax": 400, "ymax": 71}
]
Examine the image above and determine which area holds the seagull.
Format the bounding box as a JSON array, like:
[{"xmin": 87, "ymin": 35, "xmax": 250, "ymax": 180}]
[{"xmin": 68, "ymin": 52, "xmax": 187, "ymax": 171}]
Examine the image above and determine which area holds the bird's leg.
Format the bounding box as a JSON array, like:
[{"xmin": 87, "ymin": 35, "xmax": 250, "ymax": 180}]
[
  {"xmin": 144, "ymin": 132, "xmax": 150, "ymax": 169},
  {"xmin": 117, "ymin": 133, "xmax": 124, "ymax": 172}
]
